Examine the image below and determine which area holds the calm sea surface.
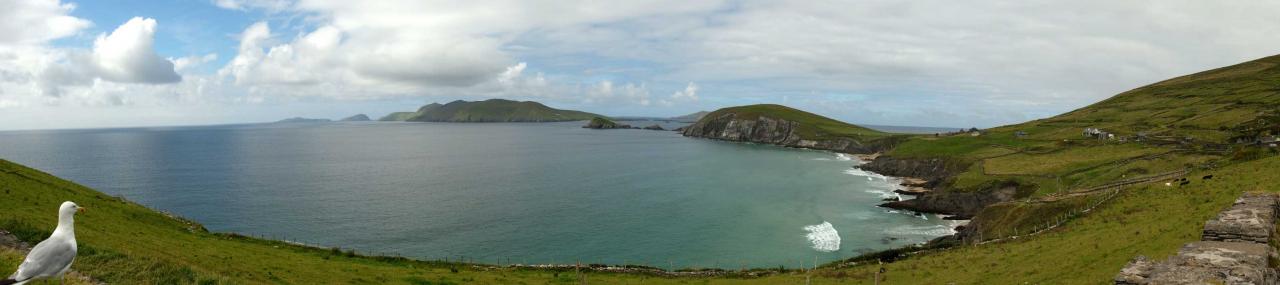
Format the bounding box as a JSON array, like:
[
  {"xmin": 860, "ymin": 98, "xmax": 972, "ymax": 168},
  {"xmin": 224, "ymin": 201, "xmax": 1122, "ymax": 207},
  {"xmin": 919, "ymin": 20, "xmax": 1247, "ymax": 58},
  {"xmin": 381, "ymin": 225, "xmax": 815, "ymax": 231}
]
[{"xmin": 0, "ymin": 121, "xmax": 953, "ymax": 268}]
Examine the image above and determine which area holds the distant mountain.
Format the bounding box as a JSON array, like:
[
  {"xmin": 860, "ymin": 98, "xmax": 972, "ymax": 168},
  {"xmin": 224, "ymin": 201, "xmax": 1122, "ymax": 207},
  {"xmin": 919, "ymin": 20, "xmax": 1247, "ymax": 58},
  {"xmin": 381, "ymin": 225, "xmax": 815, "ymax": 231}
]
[
  {"xmin": 339, "ymin": 114, "xmax": 371, "ymax": 122},
  {"xmin": 383, "ymin": 99, "xmax": 603, "ymax": 122},
  {"xmin": 670, "ymin": 111, "xmax": 709, "ymax": 122},
  {"xmin": 275, "ymin": 117, "xmax": 331, "ymax": 123},
  {"xmin": 378, "ymin": 112, "xmax": 418, "ymax": 121}
]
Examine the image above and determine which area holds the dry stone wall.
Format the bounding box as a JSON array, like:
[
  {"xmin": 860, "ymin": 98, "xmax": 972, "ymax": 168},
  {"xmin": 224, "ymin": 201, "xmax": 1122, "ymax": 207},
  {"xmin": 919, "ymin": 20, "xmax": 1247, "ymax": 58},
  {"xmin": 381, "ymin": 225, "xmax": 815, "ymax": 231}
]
[{"xmin": 1115, "ymin": 192, "xmax": 1279, "ymax": 284}]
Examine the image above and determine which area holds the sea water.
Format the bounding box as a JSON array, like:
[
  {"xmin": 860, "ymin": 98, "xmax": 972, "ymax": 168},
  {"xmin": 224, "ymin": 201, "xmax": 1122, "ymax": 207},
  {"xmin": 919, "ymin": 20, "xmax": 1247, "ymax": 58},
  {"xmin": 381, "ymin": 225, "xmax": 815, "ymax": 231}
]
[{"xmin": 0, "ymin": 121, "xmax": 954, "ymax": 268}]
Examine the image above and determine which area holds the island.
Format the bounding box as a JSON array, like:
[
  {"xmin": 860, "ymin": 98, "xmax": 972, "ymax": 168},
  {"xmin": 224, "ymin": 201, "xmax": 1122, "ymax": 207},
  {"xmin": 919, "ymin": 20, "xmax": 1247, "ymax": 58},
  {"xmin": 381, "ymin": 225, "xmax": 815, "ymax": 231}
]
[
  {"xmin": 379, "ymin": 99, "xmax": 602, "ymax": 122},
  {"xmin": 680, "ymin": 104, "xmax": 904, "ymax": 154},
  {"xmin": 339, "ymin": 114, "xmax": 371, "ymax": 122},
  {"xmin": 275, "ymin": 117, "xmax": 331, "ymax": 123},
  {"xmin": 582, "ymin": 117, "xmax": 632, "ymax": 129}
]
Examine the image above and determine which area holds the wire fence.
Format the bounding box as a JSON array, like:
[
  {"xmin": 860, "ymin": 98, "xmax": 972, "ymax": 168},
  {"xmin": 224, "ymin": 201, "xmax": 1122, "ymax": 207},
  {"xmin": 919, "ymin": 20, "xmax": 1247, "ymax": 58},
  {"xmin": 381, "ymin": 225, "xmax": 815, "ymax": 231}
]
[{"xmin": 975, "ymin": 186, "xmax": 1123, "ymax": 244}]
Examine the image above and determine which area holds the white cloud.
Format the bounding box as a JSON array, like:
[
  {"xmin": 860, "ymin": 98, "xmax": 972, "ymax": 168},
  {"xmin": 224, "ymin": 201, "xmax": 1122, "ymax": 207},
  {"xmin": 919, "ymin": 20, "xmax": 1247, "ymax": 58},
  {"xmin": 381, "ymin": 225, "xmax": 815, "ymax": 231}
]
[
  {"xmin": 172, "ymin": 53, "xmax": 218, "ymax": 72},
  {"xmin": 212, "ymin": 0, "xmax": 292, "ymax": 11},
  {"xmin": 90, "ymin": 17, "xmax": 182, "ymax": 84},
  {"xmin": 0, "ymin": 0, "xmax": 91, "ymax": 45},
  {"xmin": 221, "ymin": 22, "xmax": 344, "ymax": 86},
  {"xmin": 586, "ymin": 80, "xmax": 652, "ymax": 106},
  {"xmin": 670, "ymin": 82, "xmax": 698, "ymax": 101},
  {"xmin": 14, "ymin": 0, "xmax": 1280, "ymax": 130},
  {"xmin": 215, "ymin": 0, "xmax": 724, "ymax": 99}
]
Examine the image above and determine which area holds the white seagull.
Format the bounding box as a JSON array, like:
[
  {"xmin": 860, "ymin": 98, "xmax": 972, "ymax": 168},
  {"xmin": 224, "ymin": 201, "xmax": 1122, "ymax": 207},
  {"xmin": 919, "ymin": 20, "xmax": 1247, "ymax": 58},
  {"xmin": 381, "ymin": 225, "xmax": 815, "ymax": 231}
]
[{"xmin": 1, "ymin": 201, "xmax": 84, "ymax": 285}]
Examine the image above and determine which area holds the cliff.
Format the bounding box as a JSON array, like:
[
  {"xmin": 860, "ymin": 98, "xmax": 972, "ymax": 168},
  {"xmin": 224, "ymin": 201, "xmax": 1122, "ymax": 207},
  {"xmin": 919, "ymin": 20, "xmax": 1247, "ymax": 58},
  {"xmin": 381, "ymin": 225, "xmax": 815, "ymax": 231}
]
[{"xmin": 680, "ymin": 104, "xmax": 903, "ymax": 154}]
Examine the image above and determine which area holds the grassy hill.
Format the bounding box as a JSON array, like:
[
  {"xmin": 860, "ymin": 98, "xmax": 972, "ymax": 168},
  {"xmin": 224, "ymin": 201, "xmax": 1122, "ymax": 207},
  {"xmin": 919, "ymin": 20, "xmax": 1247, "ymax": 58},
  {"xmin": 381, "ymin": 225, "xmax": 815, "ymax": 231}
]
[
  {"xmin": 670, "ymin": 111, "xmax": 709, "ymax": 123},
  {"xmin": 836, "ymin": 54, "xmax": 1280, "ymax": 282},
  {"xmin": 696, "ymin": 104, "xmax": 890, "ymax": 140},
  {"xmin": 378, "ymin": 112, "xmax": 418, "ymax": 122},
  {"xmin": 381, "ymin": 99, "xmax": 602, "ymax": 122}
]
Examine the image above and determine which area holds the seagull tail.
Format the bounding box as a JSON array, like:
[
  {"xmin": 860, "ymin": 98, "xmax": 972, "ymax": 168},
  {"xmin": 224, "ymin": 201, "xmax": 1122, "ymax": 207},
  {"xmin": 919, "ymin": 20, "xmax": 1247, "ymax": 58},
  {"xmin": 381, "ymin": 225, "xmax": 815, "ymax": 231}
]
[{"xmin": 0, "ymin": 278, "xmax": 17, "ymax": 285}]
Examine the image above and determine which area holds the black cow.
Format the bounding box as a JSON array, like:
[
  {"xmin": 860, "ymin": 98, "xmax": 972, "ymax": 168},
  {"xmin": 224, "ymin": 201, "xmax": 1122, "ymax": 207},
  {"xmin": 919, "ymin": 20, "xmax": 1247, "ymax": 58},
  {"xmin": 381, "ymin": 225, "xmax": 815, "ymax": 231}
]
[
  {"xmin": 1179, "ymin": 180, "xmax": 1191, "ymax": 186},
  {"xmin": 1202, "ymin": 175, "xmax": 1213, "ymax": 180}
]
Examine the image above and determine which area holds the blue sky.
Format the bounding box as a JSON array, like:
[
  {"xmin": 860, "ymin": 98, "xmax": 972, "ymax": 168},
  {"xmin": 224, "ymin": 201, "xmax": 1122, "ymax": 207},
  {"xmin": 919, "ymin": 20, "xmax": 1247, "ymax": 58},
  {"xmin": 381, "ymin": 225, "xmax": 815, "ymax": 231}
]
[{"xmin": 2, "ymin": 0, "xmax": 1280, "ymax": 131}]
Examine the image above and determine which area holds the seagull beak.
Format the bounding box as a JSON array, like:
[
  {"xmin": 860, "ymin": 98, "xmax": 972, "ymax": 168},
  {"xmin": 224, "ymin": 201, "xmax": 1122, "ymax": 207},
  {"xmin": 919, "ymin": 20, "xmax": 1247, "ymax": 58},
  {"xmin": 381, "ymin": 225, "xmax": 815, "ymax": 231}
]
[{"xmin": 77, "ymin": 207, "xmax": 86, "ymax": 213}]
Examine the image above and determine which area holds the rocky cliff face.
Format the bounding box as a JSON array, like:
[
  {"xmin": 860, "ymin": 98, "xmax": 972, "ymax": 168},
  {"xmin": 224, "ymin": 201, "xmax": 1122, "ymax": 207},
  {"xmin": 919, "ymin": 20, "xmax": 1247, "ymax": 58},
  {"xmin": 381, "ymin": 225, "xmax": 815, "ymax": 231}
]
[
  {"xmin": 861, "ymin": 156, "xmax": 1024, "ymax": 218},
  {"xmin": 680, "ymin": 113, "xmax": 896, "ymax": 154},
  {"xmin": 879, "ymin": 182, "xmax": 1023, "ymax": 218},
  {"xmin": 858, "ymin": 156, "xmax": 955, "ymax": 184}
]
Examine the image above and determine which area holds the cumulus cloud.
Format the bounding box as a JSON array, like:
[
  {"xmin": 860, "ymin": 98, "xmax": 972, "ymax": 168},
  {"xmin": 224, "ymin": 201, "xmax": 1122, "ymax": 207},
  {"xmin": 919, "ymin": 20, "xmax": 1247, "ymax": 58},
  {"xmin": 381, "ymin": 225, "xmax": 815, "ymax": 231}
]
[
  {"xmin": 221, "ymin": 22, "xmax": 344, "ymax": 86},
  {"xmin": 212, "ymin": 0, "xmax": 292, "ymax": 11},
  {"xmin": 0, "ymin": 0, "xmax": 91, "ymax": 45},
  {"xmin": 586, "ymin": 80, "xmax": 652, "ymax": 106},
  {"xmin": 172, "ymin": 53, "xmax": 218, "ymax": 72},
  {"xmin": 670, "ymin": 82, "xmax": 698, "ymax": 101},
  {"xmin": 216, "ymin": 0, "xmax": 723, "ymax": 98},
  {"xmin": 90, "ymin": 17, "xmax": 181, "ymax": 84},
  {"xmin": 16, "ymin": 0, "xmax": 1280, "ymax": 130}
]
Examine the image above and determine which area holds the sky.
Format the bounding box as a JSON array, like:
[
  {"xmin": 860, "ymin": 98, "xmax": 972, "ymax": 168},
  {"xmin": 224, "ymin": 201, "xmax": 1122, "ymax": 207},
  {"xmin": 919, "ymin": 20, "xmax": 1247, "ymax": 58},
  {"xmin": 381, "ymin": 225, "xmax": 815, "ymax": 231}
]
[{"xmin": 2, "ymin": 1, "xmax": 1280, "ymax": 131}]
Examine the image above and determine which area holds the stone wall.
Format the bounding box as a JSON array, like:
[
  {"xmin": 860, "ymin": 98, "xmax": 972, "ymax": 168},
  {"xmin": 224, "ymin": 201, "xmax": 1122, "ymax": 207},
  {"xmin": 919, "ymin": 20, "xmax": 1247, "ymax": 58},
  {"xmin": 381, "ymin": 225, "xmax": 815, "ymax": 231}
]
[
  {"xmin": 1115, "ymin": 192, "xmax": 1280, "ymax": 284},
  {"xmin": 1203, "ymin": 193, "xmax": 1278, "ymax": 243}
]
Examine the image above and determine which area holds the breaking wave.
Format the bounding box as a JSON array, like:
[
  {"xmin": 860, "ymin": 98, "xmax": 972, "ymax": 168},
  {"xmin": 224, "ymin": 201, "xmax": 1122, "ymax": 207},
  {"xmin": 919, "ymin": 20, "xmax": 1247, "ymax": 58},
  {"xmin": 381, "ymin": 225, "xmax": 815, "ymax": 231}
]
[
  {"xmin": 803, "ymin": 221, "xmax": 842, "ymax": 252},
  {"xmin": 883, "ymin": 224, "xmax": 957, "ymax": 237},
  {"xmin": 843, "ymin": 168, "xmax": 889, "ymax": 181}
]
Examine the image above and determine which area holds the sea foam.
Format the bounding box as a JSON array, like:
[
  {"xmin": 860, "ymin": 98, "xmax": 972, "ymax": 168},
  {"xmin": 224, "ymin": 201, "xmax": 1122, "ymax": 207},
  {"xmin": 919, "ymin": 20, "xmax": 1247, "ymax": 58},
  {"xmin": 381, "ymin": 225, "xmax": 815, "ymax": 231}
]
[{"xmin": 803, "ymin": 221, "xmax": 842, "ymax": 252}]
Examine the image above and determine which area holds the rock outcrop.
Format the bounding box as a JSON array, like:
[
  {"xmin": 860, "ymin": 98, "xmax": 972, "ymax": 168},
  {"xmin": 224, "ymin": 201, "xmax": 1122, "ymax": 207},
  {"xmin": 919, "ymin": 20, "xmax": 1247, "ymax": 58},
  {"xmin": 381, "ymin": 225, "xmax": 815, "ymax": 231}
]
[
  {"xmin": 879, "ymin": 181, "xmax": 1023, "ymax": 218},
  {"xmin": 858, "ymin": 156, "xmax": 956, "ymax": 186},
  {"xmin": 860, "ymin": 156, "xmax": 1020, "ymax": 218},
  {"xmin": 680, "ymin": 112, "xmax": 899, "ymax": 154},
  {"xmin": 642, "ymin": 124, "xmax": 665, "ymax": 131},
  {"xmin": 1116, "ymin": 192, "xmax": 1280, "ymax": 284}
]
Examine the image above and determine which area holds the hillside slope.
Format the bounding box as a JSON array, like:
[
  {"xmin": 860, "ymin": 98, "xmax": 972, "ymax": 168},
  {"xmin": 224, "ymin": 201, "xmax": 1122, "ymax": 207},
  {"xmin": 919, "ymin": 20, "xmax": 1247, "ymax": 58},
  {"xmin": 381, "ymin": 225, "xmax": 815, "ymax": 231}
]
[
  {"xmin": 381, "ymin": 99, "xmax": 603, "ymax": 122},
  {"xmin": 681, "ymin": 104, "xmax": 902, "ymax": 153},
  {"xmin": 1011, "ymin": 54, "xmax": 1280, "ymax": 143}
]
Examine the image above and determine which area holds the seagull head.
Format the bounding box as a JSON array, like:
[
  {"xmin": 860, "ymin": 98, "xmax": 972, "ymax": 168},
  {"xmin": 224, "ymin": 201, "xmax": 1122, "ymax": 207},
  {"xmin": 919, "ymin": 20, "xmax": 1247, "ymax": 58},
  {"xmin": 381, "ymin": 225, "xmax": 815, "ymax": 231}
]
[{"xmin": 59, "ymin": 201, "xmax": 84, "ymax": 217}]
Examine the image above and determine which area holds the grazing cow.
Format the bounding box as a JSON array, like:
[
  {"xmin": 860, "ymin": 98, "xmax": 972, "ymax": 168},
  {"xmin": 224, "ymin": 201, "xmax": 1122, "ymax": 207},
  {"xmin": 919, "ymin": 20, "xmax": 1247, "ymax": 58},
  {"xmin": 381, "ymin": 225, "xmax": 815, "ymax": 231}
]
[
  {"xmin": 1202, "ymin": 174, "xmax": 1213, "ymax": 180},
  {"xmin": 1179, "ymin": 180, "xmax": 1191, "ymax": 186}
]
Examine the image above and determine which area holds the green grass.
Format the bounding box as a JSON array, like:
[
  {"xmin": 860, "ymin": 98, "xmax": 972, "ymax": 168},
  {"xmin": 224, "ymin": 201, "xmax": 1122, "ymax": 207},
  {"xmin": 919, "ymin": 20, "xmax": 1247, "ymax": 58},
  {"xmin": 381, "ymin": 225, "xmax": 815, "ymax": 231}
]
[
  {"xmin": 982, "ymin": 144, "xmax": 1163, "ymax": 176},
  {"xmin": 816, "ymin": 154, "xmax": 1280, "ymax": 284},
  {"xmin": 401, "ymin": 99, "xmax": 603, "ymax": 122}
]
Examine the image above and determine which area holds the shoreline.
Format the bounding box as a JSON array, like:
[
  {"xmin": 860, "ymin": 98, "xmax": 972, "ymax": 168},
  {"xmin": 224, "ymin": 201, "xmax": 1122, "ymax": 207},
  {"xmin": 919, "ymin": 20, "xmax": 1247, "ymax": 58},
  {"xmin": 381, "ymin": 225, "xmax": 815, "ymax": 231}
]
[{"xmin": 847, "ymin": 152, "xmax": 968, "ymax": 234}]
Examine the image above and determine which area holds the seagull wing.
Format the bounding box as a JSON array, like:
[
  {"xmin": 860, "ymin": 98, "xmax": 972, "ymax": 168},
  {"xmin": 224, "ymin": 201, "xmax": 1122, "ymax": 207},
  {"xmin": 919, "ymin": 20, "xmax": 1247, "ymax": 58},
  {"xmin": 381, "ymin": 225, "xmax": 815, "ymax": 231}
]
[{"xmin": 9, "ymin": 237, "xmax": 76, "ymax": 282}]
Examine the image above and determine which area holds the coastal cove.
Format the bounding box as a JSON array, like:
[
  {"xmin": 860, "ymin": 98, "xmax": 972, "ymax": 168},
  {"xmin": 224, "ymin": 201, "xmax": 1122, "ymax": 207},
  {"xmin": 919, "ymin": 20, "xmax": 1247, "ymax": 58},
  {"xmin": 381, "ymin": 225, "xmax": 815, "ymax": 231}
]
[{"xmin": 0, "ymin": 121, "xmax": 952, "ymax": 269}]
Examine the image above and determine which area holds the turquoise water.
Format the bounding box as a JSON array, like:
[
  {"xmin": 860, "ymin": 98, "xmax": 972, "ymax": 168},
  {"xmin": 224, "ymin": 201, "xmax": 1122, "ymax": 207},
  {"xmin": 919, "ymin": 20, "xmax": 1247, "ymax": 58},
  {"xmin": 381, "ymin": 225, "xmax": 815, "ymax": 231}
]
[{"xmin": 0, "ymin": 121, "xmax": 953, "ymax": 268}]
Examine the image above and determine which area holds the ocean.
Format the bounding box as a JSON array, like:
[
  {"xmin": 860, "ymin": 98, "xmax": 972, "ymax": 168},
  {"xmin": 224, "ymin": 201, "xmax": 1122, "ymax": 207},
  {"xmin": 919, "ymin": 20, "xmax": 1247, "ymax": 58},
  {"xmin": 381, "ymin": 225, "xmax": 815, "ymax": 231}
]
[{"xmin": 0, "ymin": 121, "xmax": 953, "ymax": 268}]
